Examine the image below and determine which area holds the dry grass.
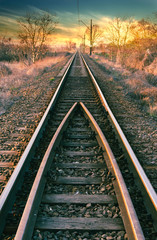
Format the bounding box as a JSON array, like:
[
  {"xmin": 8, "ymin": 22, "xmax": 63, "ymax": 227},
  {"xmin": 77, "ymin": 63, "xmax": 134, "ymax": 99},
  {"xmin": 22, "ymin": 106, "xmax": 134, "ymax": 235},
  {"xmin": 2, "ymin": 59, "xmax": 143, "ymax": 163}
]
[
  {"xmin": 91, "ymin": 54, "xmax": 157, "ymax": 116},
  {"xmin": 124, "ymin": 73, "xmax": 157, "ymax": 115},
  {"xmin": 92, "ymin": 54, "xmax": 130, "ymax": 77},
  {"xmin": 1, "ymin": 55, "xmax": 66, "ymax": 78},
  {"xmin": 140, "ymin": 87, "xmax": 157, "ymax": 115},
  {"xmin": 125, "ymin": 78, "xmax": 147, "ymax": 90},
  {"xmin": 0, "ymin": 54, "xmax": 67, "ymax": 114},
  {"xmin": 149, "ymin": 105, "xmax": 157, "ymax": 115},
  {"xmin": 145, "ymin": 58, "xmax": 157, "ymax": 75},
  {"xmin": 140, "ymin": 87, "xmax": 157, "ymax": 98}
]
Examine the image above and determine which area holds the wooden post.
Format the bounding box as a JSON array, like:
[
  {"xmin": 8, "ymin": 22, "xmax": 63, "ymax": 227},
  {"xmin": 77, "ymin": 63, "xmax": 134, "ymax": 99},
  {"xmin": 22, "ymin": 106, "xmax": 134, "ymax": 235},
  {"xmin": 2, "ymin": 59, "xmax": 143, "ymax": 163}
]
[
  {"xmin": 84, "ymin": 34, "xmax": 85, "ymax": 53},
  {"xmin": 90, "ymin": 19, "xmax": 92, "ymax": 55}
]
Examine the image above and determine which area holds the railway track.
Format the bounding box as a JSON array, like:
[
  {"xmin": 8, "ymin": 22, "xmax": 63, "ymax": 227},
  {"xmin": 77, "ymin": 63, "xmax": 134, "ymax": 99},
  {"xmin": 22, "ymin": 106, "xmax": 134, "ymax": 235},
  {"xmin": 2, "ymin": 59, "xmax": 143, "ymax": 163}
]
[{"xmin": 0, "ymin": 52, "xmax": 156, "ymax": 239}]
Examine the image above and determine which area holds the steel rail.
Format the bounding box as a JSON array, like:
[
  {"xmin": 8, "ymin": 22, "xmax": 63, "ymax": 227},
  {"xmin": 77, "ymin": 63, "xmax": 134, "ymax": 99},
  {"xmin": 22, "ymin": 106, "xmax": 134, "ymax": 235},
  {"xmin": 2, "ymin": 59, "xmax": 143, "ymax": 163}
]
[
  {"xmin": 15, "ymin": 102, "xmax": 78, "ymax": 240},
  {"xmin": 0, "ymin": 52, "xmax": 76, "ymax": 236},
  {"xmin": 81, "ymin": 54, "xmax": 157, "ymax": 230},
  {"xmin": 80, "ymin": 102, "xmax": 145, "ymax": 240},
  {"xmin": 15, "ymin": 102, "xmax": 144, "ymax": 240}
]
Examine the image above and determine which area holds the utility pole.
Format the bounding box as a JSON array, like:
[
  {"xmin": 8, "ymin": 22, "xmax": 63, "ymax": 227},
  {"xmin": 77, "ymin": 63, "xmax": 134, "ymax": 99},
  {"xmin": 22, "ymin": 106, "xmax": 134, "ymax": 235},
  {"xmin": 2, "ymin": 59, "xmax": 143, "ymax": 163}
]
[
  {"xmin": 90, "ymin": 19, "xmax": 92, "ymax": 55},
  {"xmin": 78, "ymin": 18, "xmax": 93, "ymax": 55},
  {"xmin": 83, "ymin": 34, "xmax": 86, "ymax": 53}
]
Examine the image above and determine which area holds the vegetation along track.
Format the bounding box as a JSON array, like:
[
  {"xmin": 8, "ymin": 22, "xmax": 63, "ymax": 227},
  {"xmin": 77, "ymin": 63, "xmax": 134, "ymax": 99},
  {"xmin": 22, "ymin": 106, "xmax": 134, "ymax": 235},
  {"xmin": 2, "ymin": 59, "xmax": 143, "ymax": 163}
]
[{"xmin": 0, "ymin": 52, "xmax": 156, "ymax": 240}]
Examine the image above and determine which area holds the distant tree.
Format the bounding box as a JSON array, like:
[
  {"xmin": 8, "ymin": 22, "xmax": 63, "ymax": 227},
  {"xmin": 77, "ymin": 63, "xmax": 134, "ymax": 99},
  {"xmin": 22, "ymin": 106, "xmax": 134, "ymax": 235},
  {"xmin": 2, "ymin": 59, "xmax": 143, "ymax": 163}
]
[
  {"xmin": 129, "ymin": 14, "xmax": 157, "ymax": 55},
  {"xmin": 85, "ymin": 24, "xmax": 103, "ymax": 47},
  {"xmin": 130, "ymin": 19, "xmax": 152, "ymax": 43},
  {"xmin": 105, "ymin": 17, "xmax": 133, "ymax": 63},
  {"xmin": 148, "ymin": 13, "xmax": 157, "ymax": 39},
  {"xmin": 66, "ymin": 41, "xmax": 76, "ymax": 51},
  {"xmin": 17, "ymin": 12, "xmax": 58, "ymax": 64}
]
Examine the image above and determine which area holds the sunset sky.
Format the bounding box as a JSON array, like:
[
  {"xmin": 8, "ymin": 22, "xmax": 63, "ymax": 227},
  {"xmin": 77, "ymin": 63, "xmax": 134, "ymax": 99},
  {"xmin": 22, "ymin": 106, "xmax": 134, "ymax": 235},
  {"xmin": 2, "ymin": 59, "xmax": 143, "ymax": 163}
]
[{"xmin": 0, "ymin": 0, "xmax": 157, "ymax": 46}]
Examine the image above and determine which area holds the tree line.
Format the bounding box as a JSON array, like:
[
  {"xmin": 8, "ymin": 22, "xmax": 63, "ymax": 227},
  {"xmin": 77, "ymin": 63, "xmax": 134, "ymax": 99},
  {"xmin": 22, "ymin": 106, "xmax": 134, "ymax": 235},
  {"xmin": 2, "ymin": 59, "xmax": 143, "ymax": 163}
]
[
  {"xmin": 82, "ymin": 13, "xmax": 157, "ymax": 65},
  {"xmin": 0, "ymin": 12, "xmax": 157, "ymax": 66}
]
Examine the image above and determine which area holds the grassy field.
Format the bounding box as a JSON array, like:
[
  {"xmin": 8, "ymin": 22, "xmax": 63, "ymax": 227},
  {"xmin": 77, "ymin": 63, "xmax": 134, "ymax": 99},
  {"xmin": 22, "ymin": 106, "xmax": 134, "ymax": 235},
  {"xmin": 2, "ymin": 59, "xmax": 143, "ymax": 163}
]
[
  {"xmin": 91, "ymin": 54, "xmax": 157, "ymax": 116},
  {"xmin": 0, "ymin": 54, "xmax": 68, "ymax": 115}
]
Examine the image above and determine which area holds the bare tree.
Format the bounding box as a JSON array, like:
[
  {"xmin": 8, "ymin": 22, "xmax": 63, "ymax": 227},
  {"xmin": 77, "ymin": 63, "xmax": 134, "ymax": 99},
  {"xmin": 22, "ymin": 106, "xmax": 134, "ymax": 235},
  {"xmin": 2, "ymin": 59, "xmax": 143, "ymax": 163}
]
[
  {"xmin": 105, "ymin": 17, "xmax": 133, "ymax": 63},
  {"xmin": 17, "ymin": 12, "xmax": 57, "ymax": 64},
  {"xmin": 130, "ymin": 18, "xmax": 153, "ymax": 43},
  {"xmin": 148, "ymin": 13, "xmax": 157, "ymax": 39},
  {"xmin": 129, "ymin": 15, "xmax": 157, "ymax": 56},
  {"xmin": 85, "ymin": 24, "xmax": 103, "ymax": 48}
]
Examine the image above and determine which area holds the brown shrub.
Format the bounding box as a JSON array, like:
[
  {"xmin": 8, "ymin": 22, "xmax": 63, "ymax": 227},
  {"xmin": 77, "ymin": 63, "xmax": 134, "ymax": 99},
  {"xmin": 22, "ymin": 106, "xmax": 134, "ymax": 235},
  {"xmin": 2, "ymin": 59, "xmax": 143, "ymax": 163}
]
[{"xmin": 0, "ymin": 63, "xmax": 12, "ymax": 77}]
